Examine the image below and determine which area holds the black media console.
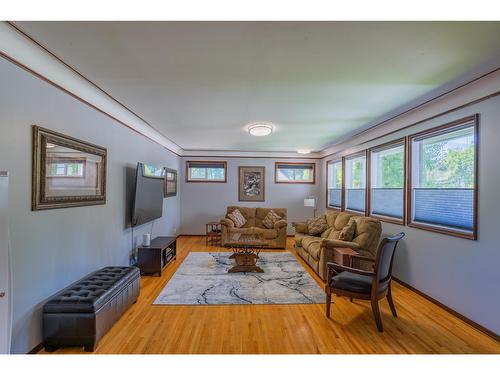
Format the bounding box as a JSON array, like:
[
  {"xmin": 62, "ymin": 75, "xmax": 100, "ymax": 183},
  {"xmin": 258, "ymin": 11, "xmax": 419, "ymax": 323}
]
[{"xmin": 137, "ymin": 236, "xmax": 177, "ymax": 276}]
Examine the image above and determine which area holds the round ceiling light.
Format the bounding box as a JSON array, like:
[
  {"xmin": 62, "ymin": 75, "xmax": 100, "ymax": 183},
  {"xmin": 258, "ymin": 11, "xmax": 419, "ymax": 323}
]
[
  {"xmin": 297, "ymin": 149, "xmax": 311, "ymax": 154},
  {"xmin": 247, "ymin": 123, "xmax": 273, "ymax": 137}
]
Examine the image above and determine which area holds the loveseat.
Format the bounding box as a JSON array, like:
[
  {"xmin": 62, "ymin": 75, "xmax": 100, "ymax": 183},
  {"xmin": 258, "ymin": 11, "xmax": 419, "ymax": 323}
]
[
  {"xmin": 293, "ymin": 211, "xmax": 382, "ymax": 280},
  {"xmin": 220, "ymin": 206, "xmax": 288, "ymax": 249}
]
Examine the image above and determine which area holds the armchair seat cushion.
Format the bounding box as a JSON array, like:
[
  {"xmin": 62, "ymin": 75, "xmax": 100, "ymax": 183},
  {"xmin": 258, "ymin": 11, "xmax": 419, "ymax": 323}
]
[
  {"xmin": 330, "ymin": 272, "xmax": 373, "ymax": 294},
  {"xmin": 330, "ymin": 272, "xmax": 388, "ymax": 294}
]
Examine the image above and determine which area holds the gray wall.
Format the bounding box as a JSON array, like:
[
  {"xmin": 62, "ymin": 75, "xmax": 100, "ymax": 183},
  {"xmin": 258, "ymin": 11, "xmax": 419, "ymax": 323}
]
[
  {"xmin": 0, "ymin": 57, "xmax": 181, "ymax": 353},
  {"xmin": 180, "ymin": 158, "xmax": 321, "ymax": 234},
  {"xmin": 319, "ymin": 96, "xmax": 500, "ymax": 335}
]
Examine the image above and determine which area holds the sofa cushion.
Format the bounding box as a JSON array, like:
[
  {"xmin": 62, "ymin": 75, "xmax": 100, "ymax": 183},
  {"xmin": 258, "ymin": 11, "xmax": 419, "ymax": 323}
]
[
  {"xmin": 255, "ymin": 208, "xmax": 287, "ymax": 228},
  {"xmin": 321, "ymin": 227, "xmax": 333, "ymax": 238},
  {"xmin": 293, "ymin": 222, "xmax": 309, "ymax": 234},
  {"xmin": 227, "ymin": 206, "xmax": 256, "ymax": 227},
  {"xmin": 339, "ymin": 217, "xmax": 356, "ymax": 241},
  {"xmin": 253, "ymin": 227, "xmax": 279, "ymax": 239},
  {"xmin": 229, "ymin": 227, "xmax": 254, "ymax": 235},
  {"xmin": 328, "ymin": 212, "xmax": 353, "ymax": 240},
  {"xmin": 307, "ymin": 241, "xmax": 323, "ymax": 261},
  {"xmin": 307, "ymin": 215, "xmax": 328, "ymax": 235},
  {"xmin": 295, "ymin": 233, "xmax": 307, "ymax": 247},
  {"xmin": 228, "ymin": 208, "xmax": 247, "ymax": 228},
  {"xmin": 328, "ymin": 228, "xmax": 341, "ymax": 240},
  {"xmin": 325, "ymin": 211, "xmax": 340, "ymax": 227},
  {"xmin": 262, "ymin": 210, "xmax": 282, "ymax": 229},
  {"xmin": 301, "ymin": 236, "xmax": 324, "ymax": 261},
  {"xmin": 352, "ymin": 217, "xmax": 382, "ymax": 254}
]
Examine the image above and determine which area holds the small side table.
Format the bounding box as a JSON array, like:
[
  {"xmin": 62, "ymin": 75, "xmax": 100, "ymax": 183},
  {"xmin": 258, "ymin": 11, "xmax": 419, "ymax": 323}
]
[
  {"xmin": 206, "ymin": 222, "xmax": 221, "ymax": 246},
  {"xmin": 333, "ymin": 247, "xmax": 359, "ymax": 267},
  {"xmin": 137, "ymin": 236, "xmax": 177, "ymax": 276}
]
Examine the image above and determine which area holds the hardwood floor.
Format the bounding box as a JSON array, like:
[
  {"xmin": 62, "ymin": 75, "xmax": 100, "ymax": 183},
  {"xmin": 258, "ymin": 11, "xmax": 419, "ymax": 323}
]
[{"xmin": 41, "ymin": 236, "xmax": 500, "ymax": 354}]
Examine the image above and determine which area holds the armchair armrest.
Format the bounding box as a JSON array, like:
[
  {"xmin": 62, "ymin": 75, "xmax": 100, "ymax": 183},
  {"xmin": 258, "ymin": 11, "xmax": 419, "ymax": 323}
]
[
  {"xmin": 274, "ymin": 219, "xmax": 288, "ymax": 230},
  {"xmin": 326, "ymin": 262, "xmax": 374, "ymax": 277},
  {"xmin": 292, "ymin": 221, "xmax": 309, "ymax": 234},
  {"xmin": 220, "ymin": 218, "xmax": 235, "ymax": 228},
  {"xmin": 321, "ymin": 239, "xmax": 360, "ymax": 251}
]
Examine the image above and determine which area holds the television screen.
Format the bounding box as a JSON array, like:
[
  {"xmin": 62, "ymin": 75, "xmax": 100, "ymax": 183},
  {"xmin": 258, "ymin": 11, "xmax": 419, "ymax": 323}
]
[{"xmin": 131, "ymin": 163, "xmax": 164, "ymax": 227}]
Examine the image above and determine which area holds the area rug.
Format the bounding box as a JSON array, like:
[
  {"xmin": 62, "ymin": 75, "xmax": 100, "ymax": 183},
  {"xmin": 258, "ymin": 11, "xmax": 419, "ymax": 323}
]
[{"xmin": 153, "ymin": 252, "xmax": 325, "ymax": 305}]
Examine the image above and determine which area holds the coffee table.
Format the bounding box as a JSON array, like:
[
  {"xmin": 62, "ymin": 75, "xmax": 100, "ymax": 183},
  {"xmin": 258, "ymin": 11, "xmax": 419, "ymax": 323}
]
[{"xmin": 224, "ymin": 233, "xmax": 268, "ymax": 273}]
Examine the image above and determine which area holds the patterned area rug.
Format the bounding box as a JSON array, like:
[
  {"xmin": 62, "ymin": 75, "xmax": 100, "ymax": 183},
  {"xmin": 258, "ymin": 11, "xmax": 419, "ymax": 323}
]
[{"xmin": 154, "ymin": 252, "xmax": 325, "ymax": 305}]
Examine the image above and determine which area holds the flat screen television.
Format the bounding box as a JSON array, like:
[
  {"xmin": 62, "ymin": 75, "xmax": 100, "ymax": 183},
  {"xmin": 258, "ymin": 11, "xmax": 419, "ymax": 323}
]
[{"xmin": 131, "ymin": 162, "xmax": 164, "ymax": 227}]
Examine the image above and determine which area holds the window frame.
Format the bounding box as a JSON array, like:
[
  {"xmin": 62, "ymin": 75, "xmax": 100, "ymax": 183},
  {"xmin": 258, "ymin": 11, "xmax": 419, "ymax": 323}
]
[
  {"xmin": 185, "ymin": 160, "xmax": 228, "ymax": 183},
  {"xmin": 326, "ymin": 158, "xmax": 343, "ymax": 210},
  {"xmin": 274, "ymin": 162, "xmax": 316, "ymax": 184},
  {"xmin": 407, "ymin": 115, "xmax": 479, "ymax": 240},
  {"xmin": 367, "ymin": 137, "xmax": 407, "ymax": 225},
  {"xmin": 342, "ymin": 150, "xmax": 368, "ymax": 214}
]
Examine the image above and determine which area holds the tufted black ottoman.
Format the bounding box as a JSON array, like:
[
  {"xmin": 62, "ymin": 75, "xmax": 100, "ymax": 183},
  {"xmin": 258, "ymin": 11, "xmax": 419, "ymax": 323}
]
[{"xmin": 43, "ymin": 266, "xmax": 140, "ymax": 352}]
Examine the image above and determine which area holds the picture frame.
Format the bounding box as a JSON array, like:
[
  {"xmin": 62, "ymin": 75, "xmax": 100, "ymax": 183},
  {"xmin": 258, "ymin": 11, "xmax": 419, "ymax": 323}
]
[
  {"xmin": 238, "ymin": 166, "xmax": 265, "ymax": 201},
  {"xmin": 32, "ymin": 125, "xmax": 107, "ymax": 210},
  {"xmin": 164, "ymin": 167, "xmax": 177, "ymax": 197}
]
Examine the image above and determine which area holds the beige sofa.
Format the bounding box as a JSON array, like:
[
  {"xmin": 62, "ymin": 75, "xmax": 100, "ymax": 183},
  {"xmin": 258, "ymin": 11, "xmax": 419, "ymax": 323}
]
[
  {"xmin": 220, "ymin": 206, "xmax": 287, "ymax": 249},
  {"xmin": 293, "ymin": 211, "xmax": 382, "ymax": 280}
]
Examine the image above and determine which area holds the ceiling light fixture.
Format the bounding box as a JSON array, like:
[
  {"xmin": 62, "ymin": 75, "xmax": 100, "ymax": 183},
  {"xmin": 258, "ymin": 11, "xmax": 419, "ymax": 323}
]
[
  {"xmin": 297, "ymin": 149, "xmax": 311, "ymax": 154},
  {"xmin": 247, "ymin": 122, "xmax": 273, "ymax": 137}
]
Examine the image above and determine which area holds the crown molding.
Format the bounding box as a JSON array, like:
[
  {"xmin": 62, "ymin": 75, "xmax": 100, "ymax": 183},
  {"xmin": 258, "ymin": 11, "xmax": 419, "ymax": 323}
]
[
  {"xmin": 3, "ymin": 21, "xmax": 500, "ymax": 162},
  {"xmin": 319, "ymin": 65, "xmax": 500, "ymax": 160},
  {"xmin": 180, "ymin": 149, "xmax": 322, "ymax": 159},
  {"xmin": 0, "ymin": 21, "xmax": 183, "ymax": 155}
]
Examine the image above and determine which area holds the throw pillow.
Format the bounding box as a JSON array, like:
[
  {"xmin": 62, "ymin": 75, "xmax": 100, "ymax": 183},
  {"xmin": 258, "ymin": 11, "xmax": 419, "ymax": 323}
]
[
  {"xmin": 228, "ymin": 209, "xmax": 247, "ymax": 228},
  {"xmin": 307, "ymin": 215, "xmax": 328, "ymax": 236},
  {"xmin": 262, "ymin": 210, "xmax": 282, "ymax": 229},
  {"xmin": 338, "ymin": 218, "xmax": 356, "ymax": 241}
]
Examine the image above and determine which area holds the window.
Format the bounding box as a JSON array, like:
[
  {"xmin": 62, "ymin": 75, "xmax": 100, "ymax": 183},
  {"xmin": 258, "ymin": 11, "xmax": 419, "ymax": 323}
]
[
  {"xmin": 186, "ymin": 161, "xmax": 227, "ymax": 182},
  {"xmin": 344, "ymin": 152, "xmax": 367, "ymax": 213},
  {"xmin": 369, "ymin": 139, "xmax": 405, "ymax": 222},
  {"xmin": 47, "ymin": 159, "xmax": 85, "ymax": 178},
  {"xmin": 327, "ymin": 160, "xmax": 342, "ymax": 208},
  {"xmin": 408, "ymin": 116, "xmax": 477, "ymax": 239},
  {"xmin": 275, "ymin": 162, "xmax": 315, "ymax": 184}
]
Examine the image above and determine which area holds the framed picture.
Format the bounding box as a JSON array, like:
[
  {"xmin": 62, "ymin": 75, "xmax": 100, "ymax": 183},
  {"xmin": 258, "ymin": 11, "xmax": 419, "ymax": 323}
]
[
  {"xmin": 32, "ymin": 125, "xmax": 107, "ymax": 210},
  {"xmin": 164, "ymin": 167, "xmax": 177, "ymax": 197},
  {"xmin": 238, "ymin": 166, "xmax": 265, "ymax": 201}
]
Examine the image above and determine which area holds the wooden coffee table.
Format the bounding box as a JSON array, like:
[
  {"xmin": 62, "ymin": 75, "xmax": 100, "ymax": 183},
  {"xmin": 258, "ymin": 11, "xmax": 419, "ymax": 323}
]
[{"xmin": 224, "ymin": 233, "xmax": 268, "ymax": 273}]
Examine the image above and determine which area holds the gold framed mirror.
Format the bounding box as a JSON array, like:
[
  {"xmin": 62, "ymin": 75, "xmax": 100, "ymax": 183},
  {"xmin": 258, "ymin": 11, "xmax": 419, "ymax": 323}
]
[{"xmin": 32, "ymin": 125, "xmax": 107, "ymax": 210}]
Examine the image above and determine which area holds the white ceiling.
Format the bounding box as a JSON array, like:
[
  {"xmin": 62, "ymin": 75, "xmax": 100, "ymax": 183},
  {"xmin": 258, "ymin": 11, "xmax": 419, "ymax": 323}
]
[{"xmin": 13, "ymin": 21, "xmax": 500, "ymax": 153}]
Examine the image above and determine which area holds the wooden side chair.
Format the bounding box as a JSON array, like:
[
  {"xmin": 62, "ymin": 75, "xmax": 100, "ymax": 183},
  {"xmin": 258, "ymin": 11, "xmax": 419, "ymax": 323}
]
[{"xmin": 325, "ymin": 232, "xmax": 405, "ymax": 332}]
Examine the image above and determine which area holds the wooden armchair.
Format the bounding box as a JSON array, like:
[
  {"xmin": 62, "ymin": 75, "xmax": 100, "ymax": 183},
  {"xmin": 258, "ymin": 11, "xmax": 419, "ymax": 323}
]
[{"xmin": 325, "ymin": 232, "xmax": 405, "ymax": 332}]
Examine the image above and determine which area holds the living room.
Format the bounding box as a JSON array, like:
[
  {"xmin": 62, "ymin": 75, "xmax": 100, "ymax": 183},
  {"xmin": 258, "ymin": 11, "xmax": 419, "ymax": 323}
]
[{"xmin": 1, "ymin": 1, "xmax": 500, "ymax": 373}]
